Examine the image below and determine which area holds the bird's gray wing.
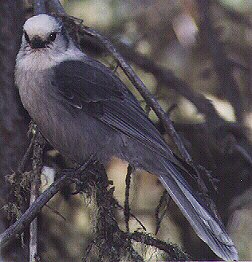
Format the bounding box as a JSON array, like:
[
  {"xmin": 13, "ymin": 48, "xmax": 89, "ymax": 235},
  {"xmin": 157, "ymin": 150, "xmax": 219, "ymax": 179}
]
[
  {"xmin": 53, "ymin": 59, "xmax": 238, "ymax": 261},
  {"xmin": 54, "ymin": 59, "xmax": 178, "ymax": 162}
]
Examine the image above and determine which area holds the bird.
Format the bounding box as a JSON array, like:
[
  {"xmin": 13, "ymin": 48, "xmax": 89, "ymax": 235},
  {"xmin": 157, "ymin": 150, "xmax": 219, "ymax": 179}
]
[{"xmin": 15, "ymin": 14, "xmax": 238, "ymax": 261}]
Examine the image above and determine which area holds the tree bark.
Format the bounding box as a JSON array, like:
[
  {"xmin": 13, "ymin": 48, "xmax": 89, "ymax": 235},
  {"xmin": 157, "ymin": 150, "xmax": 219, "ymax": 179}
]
[{"xmin": 0, "ymin": 0, "xmax": 29, "ymax": 260}]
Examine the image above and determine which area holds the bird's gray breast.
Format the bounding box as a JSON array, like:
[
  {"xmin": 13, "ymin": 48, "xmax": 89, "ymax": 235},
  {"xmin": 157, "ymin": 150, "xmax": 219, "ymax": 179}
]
[{"xmin": 16, "ymin": 68, "xmax": 124, "ymax": 164}]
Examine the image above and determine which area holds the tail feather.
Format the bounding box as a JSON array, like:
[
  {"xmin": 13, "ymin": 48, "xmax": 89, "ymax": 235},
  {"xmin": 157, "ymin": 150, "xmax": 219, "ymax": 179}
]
[{"xmin": 158, "ymin": 160, "xmax": 238, "ymax": 261}]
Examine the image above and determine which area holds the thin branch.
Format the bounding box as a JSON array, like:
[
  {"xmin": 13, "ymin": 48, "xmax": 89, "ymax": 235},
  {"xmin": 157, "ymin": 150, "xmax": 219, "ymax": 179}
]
[
  {"xmin": 155, "ymin": 190, "xmax": 169, "ymax": 235},
  {"xmin": 114, "ymin": 43, "xmax": 223, "ymax": 125},
  {"xmin": 17, "ymin": 133, "xmax": 35, "ymax": 174},
  {"xmin": 0, "ymin": 158, "xmax": 93, "ymax": 249},
  {"xmin": 234, "ymin": 144, "xmax": 252, "ymax": 167},
  {"xmin": 33, "ymin": 0, "xmax": 46, "ymax": 15},
  {"xmin": 44, "ymin": 204, "xmax": 66, "ymax": 221},
  {"xmin": 77, "ymin": 38, "xmax": 223, "ymax": 125},
  {"xmin": 224, "ymin": 134, "xmax": 252, "ymax": 167},
  {"xmin": 128, "ymin": 231, "xmax": 189, "ymax": 261},
  {"xmin": 29, "ymin": 131, "xmax": 45, "ymax": 262},
  {"xmin": 124, "ymin": 165, "xmax": 132, "ymax": 232},
  {"xmin": 112, "ymin": 199, "xmax": 146, "ymax": 231}
]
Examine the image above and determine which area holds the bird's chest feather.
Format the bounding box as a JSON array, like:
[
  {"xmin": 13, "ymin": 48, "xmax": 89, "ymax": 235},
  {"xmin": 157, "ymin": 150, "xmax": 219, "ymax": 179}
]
[
  {"xmin": 17, "ymin": 69, "xmax": 46, "ymax": 111},
  {"xmin": 16, "ymin": 67, "xmax": 115, "ymax": 163}
]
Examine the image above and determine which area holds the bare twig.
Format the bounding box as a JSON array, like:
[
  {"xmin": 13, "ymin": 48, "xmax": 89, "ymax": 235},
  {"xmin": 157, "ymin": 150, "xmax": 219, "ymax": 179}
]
[
  {"xmin": 44, "ymin": 204, "xmax": 66, "ymax": 221},
  {"xmin": 29, "ymin": 131, "xmax": 45, "ymax": 262},
  {"xmin": 155, "ymin": 190, "xmax": 169, "ymax": 235},
  {"xmin": 128, "ymin": 231, "xmax": 189, "ymax": 261},
  {"xmin": 29, "ymin": 197, "xmax": 38, "ymax": 262},
  {"xmin": 0, "ymin": 158, "xmax": 93, "ymax": 249},
  {"xmin": 114, "ymin": 43, "xmax": 223, "ymax": 125},
  {"xmin": 76, "ymin": 34, "xmax": 224, "ymax": 125},
  {"xmin": 17, "ymin": 133, "xmax": 35, "ymax": 174},
  {"xmin": 224, "ymin": 134, "xmax": 252, "ymax": 167},
  {"xmin": 113, "ymin": 199, "xmax": 146, "ymax": 231},
  {"xmin": 33, "ymin": 0, "xmax": 46, "ymax": 15},
  {"xmin": 234, "ymin": 144, "xmax": 252, "ymax": 167},
  {"xmin": 124, "ymin": 165, "xmax": 132, "ymax": 232}
]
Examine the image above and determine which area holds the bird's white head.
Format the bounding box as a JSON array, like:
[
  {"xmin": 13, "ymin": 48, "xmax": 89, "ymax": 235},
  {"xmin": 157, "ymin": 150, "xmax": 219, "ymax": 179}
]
[
  {"xmin": 17, "ymin": 14, "xmax": 84, "ymax": 70},
  {"xmin": 23, "ymin": 14, "xmax": 62, "ymax": 42},
  {"xmin": 21, "ymin": 14, "xmax": 68, "ymax": 51}
]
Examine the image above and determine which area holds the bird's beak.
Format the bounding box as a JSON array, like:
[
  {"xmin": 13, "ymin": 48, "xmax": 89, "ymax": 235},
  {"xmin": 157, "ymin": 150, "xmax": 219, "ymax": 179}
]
[{"xmin": 30, "ymin": 37, "xmax": 46, "ymax": 49}]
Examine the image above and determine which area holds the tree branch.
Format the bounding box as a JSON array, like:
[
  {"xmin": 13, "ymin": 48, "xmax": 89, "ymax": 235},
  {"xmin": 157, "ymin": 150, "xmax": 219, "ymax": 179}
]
[
  {"xmin": 0, "ymin": 158, "xmax": 93, "ymax": 249},
  {"xmin": 29, "ymin": 130, "xmax": 45, "ymax": 262},
  {"xmin": 128, "ymin": 231, "xmax": 189, "ymax": 260},
  {"xmin": 124, "ymin": 165, "xmax": 132, "ymax": 232},
  {"xmin": 115, "ymin": 42, "xmax": 223, "ymax": 125}
]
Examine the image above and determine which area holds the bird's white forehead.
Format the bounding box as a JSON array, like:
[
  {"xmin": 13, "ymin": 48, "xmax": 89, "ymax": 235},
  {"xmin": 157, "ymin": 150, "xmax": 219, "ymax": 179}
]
[{"xmin": 23, "ymin": 14, "xmax": 61, "ymax": 38}]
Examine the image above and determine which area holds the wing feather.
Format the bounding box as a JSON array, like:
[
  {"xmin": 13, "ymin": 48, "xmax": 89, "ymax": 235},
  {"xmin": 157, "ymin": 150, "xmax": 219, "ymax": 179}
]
[
  {"xmin": 53, "ymin": 59, "xmax": 238, "ymax": 260},
  {"xmin": 55, "ymin": 60, "xmax": 176, "ymax": 160}
]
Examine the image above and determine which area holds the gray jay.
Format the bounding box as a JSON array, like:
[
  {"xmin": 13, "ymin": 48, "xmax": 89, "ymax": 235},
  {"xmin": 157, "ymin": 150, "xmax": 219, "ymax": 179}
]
[{"xmin": 15, "ymin": 14, "xmax": 238, "ymax": 260}]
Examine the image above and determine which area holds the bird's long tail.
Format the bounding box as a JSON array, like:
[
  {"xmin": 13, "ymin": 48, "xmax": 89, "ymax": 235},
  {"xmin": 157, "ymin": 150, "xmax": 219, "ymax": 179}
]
[{"xmin": 158, "ymin": 159, "xmax": 238, "ymax": 261}]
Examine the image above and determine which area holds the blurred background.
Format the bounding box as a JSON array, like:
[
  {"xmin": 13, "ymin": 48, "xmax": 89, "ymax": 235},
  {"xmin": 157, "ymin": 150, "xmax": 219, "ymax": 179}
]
[{"xmin": 0, "ymin": 0, "xmax": 252, "ymax": 261}]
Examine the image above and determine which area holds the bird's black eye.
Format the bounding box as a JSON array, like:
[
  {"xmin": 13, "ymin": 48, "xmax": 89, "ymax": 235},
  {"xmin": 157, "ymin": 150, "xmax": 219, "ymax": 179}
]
[
  {"xmin": 24, "ymin": 31, "xmax": 30, "ymax": 43},
  {"xmin": 48, "ymin": 32, "xmax": 57, "ymax": 42}
]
